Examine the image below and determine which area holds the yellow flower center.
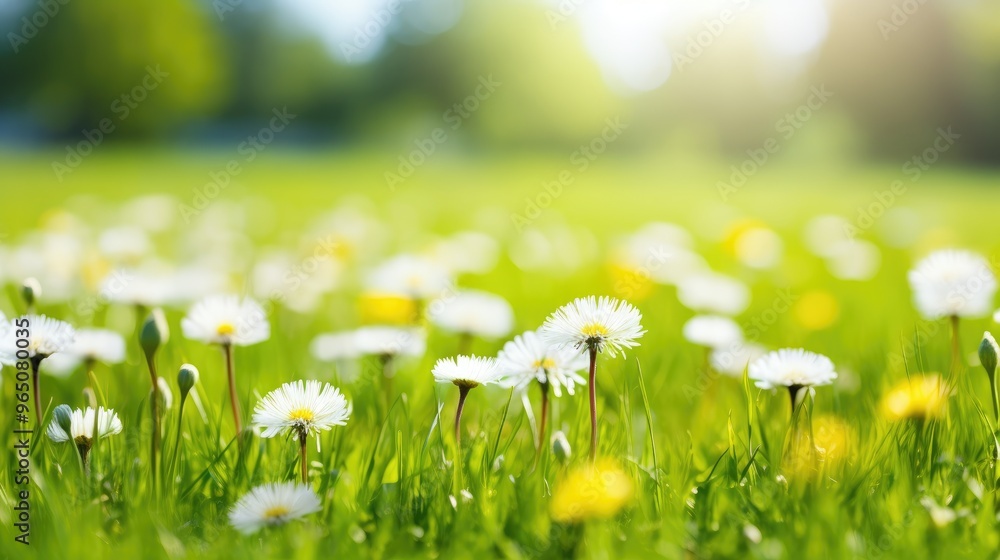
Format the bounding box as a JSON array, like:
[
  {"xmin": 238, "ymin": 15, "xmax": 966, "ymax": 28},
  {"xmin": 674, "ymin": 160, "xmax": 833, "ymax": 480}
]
[
  {"xmin": 288, "ymin": 408, "xmax": 315, "ymax": 423},
  {"xmin": 217, "ymin": 322, "xmax": 236, "ymax": 336},
  {"xmin": 264, "ymin": 506, "xmax": 290, "ymax": 519},
  {"xmin": 532, "ymin": 358, "xmax": 557, "ymax": 370},
  {"xmin": 580, "ymin": 323, "xmax": 608, "ymax": 338}
]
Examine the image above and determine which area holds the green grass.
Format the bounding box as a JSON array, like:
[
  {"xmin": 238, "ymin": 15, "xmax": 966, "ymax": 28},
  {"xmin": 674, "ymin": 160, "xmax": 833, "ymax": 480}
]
[{"xmin": 2, "ymin": 149, "xmax": 1000, "ymax": 559}]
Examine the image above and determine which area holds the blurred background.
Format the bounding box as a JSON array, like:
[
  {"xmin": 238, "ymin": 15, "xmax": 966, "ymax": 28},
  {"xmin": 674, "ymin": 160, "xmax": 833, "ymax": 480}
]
[{"xmin": 1, "ymin": 0, "xmax": 998, "ymax": 164}]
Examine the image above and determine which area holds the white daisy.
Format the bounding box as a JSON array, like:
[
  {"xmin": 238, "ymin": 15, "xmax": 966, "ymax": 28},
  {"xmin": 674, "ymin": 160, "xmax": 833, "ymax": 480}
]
[
  {"xmin": 97, "ymin": 226, "xmax": 151, "ymax": 262},
  {"xmin": 228, "ymin": 482, "xmax": 322, "ymax": 535},
  {"xmin": 253, "ymin": 380, "xmax": 351, "ymax": 439},
  {"xmin": 710, "ymin": 342, "xmax": 768, "ymax": 378},
  {"xmin": 432, "ymin": 355, "xmax": 503, "ymax": 388},
  {"xmin": 427, "ymin": 290, "xmax": 514, "ymax": 339},
  {"xmin": 181, "ymin": 295, "xmax": 270, "ymax": 346},
  {"xmin": 42, "ymin": 328, "xmax": 126, "ymax": 376},
  {"xmin": 46, "ymin": 406, "xmax": 123, "ymax": 446},
  {"xmin": 539, "ymin": 296, "xmax": 645, "ymax": 357},
  {"xmin": 354, "ymin": 326, "xmax": 426, "ymax": 358},
  {"xmin": 908, "ymin": 249, "xmax": 997, "ymax": 319},
  {"xmin": 310, "ymin": 331, "xmax": 361, "ymax": 362},
  {"xmin": 682, "ymin": 315, "xmax": 744, "ymax": 349},
  {"xmin": 0, "ymin": 314, "xmax": 76, "ymax": 365},
  {"xmin": 366, "ymin": 254, "xmax": 453, "ymax": 300},
  {"xmin": 749, "ymin": 348, "xmax": 838, "ymax": 390},
  {"xmin": 677, "ymin": 273, "xmax": 750, "ymax": 315},
  {"xmin": 497, "ymin": 331, "xmax": 588, "ymax": 397}
]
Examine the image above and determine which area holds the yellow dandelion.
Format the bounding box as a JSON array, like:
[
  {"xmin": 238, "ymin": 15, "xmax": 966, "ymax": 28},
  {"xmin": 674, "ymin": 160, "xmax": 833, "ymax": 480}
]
[
  {"xmin": 358, "ymin": 292, "xmax": 419, "ymax": 325},
  {"xmin": 784, "ymin": 414, "xmax": 855, "ymax": 481},
  {"xmin": 881, "ymin": 374, "xmax": 949, "ymax": 421},
  {"xmin": 550, "ymin": 458, "xmax": 635, "ymax": 523}
]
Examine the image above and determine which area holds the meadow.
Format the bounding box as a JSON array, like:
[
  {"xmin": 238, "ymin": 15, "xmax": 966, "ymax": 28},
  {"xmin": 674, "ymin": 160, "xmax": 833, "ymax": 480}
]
[{"xmin": 1, "ymin": 149, "xmax": 1000, "ymax": 560}]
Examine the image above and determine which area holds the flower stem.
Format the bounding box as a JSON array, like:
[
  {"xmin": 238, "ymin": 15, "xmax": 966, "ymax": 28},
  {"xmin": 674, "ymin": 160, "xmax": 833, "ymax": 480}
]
[
  {"xmin": 30, "ymin": 357, "xmax": 43, "ymax": 426},
  {"xmin": 455, "ymin": 385, "xmax": 471, "ymax": 449},
  {"xmin": 299, "ymin": 431, "xmax": 309, "ymax": 484},
  {"xmin": 145, "ymin": 354, "xmax": 160, "ymax": 493},
  {"xmin": 170, "ymin": 399, "xmax": 187, "ymax": 486},
  {"xmin": 950, "ymin": 315, "xmax": 962, "ymax": 377},
  {"xmin": 588, "ymin": 346, "xmax": 598, "ymax": 464},
  {"xmin": 458, "ymin": 332, "xmax": 473, "ymax": 355},
  {"xmin": 223, "ymin": 343, "xmax": 243, "ymax": 446},
  {"xmin": 534, "ymin": 382, "xmax": 550, "ymax": 470}
]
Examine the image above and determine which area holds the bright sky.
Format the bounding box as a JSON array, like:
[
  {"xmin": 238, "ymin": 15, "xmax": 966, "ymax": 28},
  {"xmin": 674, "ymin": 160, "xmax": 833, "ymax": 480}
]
[{"xmin": 282, "ymin": 0, "xmax": 831, "ymax": 92}]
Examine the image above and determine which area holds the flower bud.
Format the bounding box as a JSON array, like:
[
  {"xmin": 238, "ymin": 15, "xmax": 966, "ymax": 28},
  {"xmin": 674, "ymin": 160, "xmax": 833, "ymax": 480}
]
[
  {"xmin": 981, "ymin": 331, "xmax": 999, "ymax": 378},
  {"xmin": 551, "ymin": 430, "xmax": 571, "ymax": 464},
  {"xmin": 21, "ymin": 277, "xmax": 41, "ymax": 309},
  {"xmin": 53, "ymin": 404, "xmax": 73, "ymax": 435},
  {"xmin": 156, "ymin": 377, "xmax": 173, "ymax": 411},
  {"xmin": 139, "ymin": 308, "xmax": 169, "ymax": 361},
  {"xmin": 177, "ymin": 363, "xmax": 199, "ymax": 401}
]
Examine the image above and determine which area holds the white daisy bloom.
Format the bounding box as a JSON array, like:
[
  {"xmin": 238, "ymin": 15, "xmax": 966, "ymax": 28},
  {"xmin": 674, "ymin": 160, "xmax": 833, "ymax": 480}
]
[
  {"xmin": 908, "ymin": 249, "xmax": 997, "ymax": 319},
  {"xmin": 181, "ymin": 295, "xmax": 270, "ymax": 346},
  {"xmin": 253, "ymin": 380, "xmax": 351, "ymax": 439},
  {"xmin": 46, "ymin": 406, "xmax": 123, "ymax": 445},
  {"xmin": 310, "ymin": 331, "xmax": 361, "ymax": 362},
  {"xmin": 228, "ymin": 482, "xmax": 322, "ymax": 535},
  {"xmin": 432, "ymin": 355, "xmax": 503, "ymax": 388},
  {"xmin": 682, "ymin": 315, "xmax": 744, "ymax": 349},
  {"xmin": 427, "ymin": 290, "xmax": 514, "ymax": 339},
  {"xmin": 749, "ymin": 348, "xmax": 838, "ymax": 390},
  {"xmin": 367, "ymin": 255, "xmax": 453, "ymax": 300},
  {"xmin": 0, "ymin": 315, "xmax": 75, "ymax": 365},
  {"xmin": 354, "ymin": 326, "xmax": 426, "ymax": 358},
  {"xmin": 733, "ymin": 227, "xmax": 783, "ymax": 270},
  {"xmin": 97, "ymin": 226, "xmax": 151, "ymax": 262},
  {"xmin": 497, "ymin": 331, "xmax": 587, "ymax": 397},
  {"xmin": 677, "ymin": 273, "xmax": 750, "ymax": 315},
  {"xmin": 825, "ymin": 240, "xmax": 881, "ymax": 281},
  {"xmin": 710, "ymin": 342, "xmax": 768, "ymax": 377},
  {"xmin": 539, "ymin": 296, "xmax": 645, "ymax": 357},
  {"xmin": 42, "ymin": 328, "xmax": 126, "ymax": 376}
]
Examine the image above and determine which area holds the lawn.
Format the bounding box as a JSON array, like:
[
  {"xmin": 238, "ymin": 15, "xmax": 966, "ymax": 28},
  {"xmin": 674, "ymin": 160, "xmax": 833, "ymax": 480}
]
[{"xmin": 1, "ymin": 148, "xmax": 1000, "ymax": 559}]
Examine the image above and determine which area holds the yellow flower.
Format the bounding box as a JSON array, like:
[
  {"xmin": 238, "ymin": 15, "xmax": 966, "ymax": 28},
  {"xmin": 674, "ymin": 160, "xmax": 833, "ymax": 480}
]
[
  {"xmin": 607, "ymin": 263, "xmax": 655, "ymax": 301},
  {"xmin": 550, "ymin": 458, "xmax": 634, "ymax": 523},
  {"xmin": 784, "ymin": 414, "xmax": 855, "ymax": 481},
  {"xmin": 793, "ymin": 290, "xmax": 840, "ymax": 331},
  {"xmin": 881, "ymin": 374, "xmax": 949, "ymax": 421},
  {"xmin": 358, "ymin": 292, "xmax": 419, "ymax": 325}
]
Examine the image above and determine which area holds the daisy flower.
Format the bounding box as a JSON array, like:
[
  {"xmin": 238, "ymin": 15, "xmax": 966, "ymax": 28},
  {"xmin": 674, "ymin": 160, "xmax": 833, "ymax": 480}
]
[
  {"xmin": 498, "ymin": 330, "xmax": 587, "ymax": 463},
  {"xmin": 366, "ymin": 254, "xmax": 453, "ymax": 300},
  {"xmin": 428, "ymin": 290, "xmax": 515, "ymax": 347},
  {"xmin": 42, "ymin": 328, "xmax": 126, "ymax": 377},
  {"xmin": 354, "ymin": 326, "xmax": 426, "ymax": 358},
  {"xmin": 539, "ymin": 296, "xmax": 645, "ymax": 358},
  {"xmin": 432, "ymin": 355, "xmax": 502, "ymax": 449},
  {"xmin": 181, "ymin": 295, "xmax": 270, "ymax": 346},
  {"xmin": 310, "ymin": 331, "xmax": 361, "ymax": 363},
  {"xmin": 539, "ymin": 296, "xmax": 644, "ymax": 462},
  {"xmin": 908, "ymin": 249, "xmax": 996, "ymax": 319},
  {"xmin": 47, "ymin": 406, "xmax": 123, "ymax": 465},
  {"xmin": 228, "ymin": 482, "xmax": 322, "ymax": 535},
  {"xmin": 682, "ymin": 315, "xmax": 744, "ymax": 349},
  {"xmin": 908, "ymin": 249, "xmax": 996, "ymax": 371},
  {"xmin": 677, "ymin": 272, "xmax": 751, "ymax": 316},
  {"xmin": 182, "ymin": 295, "xmax": 269, "ymax": 443},
  {"xmin": 498, "ymin": 331, "xmax": 588, "ymax": 398},
  {"xmin": 0, "ymin": 315, "xmax": 75, "ymax": 425},
  {"xmin": 749, "ymin": 348, "xmax": 838, "ymax": 408},
  {"xmin": 253, "ymin": 380, "xmax": 351, "ymax": 483}
]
